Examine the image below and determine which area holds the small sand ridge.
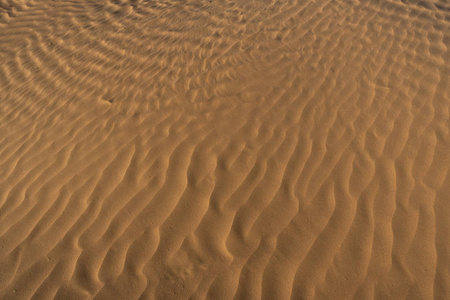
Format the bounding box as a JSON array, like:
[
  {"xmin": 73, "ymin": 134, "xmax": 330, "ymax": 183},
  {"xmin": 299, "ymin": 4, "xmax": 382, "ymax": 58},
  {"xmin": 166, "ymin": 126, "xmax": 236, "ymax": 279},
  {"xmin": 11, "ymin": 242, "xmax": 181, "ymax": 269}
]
[{"xmin": 0, "ymin": 0, "xmax": 449, "ymax": 299}]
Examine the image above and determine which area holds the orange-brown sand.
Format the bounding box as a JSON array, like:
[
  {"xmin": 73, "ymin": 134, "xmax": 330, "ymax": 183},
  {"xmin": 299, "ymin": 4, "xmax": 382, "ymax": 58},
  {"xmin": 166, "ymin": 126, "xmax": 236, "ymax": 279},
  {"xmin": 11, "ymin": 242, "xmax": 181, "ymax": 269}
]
[{"xmin": 0, "ymin": 0, "xmax": 449, "ymax": 299}]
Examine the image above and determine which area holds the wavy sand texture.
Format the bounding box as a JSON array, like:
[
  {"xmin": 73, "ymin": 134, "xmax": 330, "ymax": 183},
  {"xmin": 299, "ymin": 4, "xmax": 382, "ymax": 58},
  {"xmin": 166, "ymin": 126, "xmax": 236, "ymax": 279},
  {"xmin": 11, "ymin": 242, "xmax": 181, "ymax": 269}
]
[{"xmin": 0, "ymin": 0, "xmax": 449, "ymax": 299}]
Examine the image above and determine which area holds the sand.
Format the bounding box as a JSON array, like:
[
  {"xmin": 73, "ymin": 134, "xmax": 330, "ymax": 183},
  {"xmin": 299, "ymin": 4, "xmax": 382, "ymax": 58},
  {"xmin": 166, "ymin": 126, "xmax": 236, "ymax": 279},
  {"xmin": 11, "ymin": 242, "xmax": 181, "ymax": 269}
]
[{"xmin": 0, "ymin": 0, "xmax": 449, "ymax": 299}]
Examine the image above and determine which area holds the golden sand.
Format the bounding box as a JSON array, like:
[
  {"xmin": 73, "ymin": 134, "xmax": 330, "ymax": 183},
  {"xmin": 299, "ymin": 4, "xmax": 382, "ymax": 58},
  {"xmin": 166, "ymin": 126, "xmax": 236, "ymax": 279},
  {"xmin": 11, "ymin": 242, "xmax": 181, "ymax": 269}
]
[{"xmin": 0, "ymin": 0, "xmax": 449, "ymax": 299}]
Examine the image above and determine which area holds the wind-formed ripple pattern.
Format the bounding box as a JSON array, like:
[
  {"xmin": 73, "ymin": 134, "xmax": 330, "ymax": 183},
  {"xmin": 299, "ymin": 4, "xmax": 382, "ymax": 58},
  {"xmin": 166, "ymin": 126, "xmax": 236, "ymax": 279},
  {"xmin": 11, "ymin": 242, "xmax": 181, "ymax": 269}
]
[{"xmin": 0, "ymin": 0, "xmax": 449, "ymax": 299}]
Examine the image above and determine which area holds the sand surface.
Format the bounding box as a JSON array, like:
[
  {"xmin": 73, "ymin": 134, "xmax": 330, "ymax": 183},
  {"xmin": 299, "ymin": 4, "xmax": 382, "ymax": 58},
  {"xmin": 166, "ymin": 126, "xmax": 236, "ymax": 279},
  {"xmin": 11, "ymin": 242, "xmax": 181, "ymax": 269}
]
[{"xmin": 0, "ymin": 0, "xmax": 449, "ymax": 299}]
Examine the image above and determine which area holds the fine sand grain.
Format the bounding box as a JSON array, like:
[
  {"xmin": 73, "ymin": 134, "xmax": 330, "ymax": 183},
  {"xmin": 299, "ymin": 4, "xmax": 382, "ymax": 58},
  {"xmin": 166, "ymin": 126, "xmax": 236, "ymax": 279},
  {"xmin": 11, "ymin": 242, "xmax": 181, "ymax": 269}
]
[{"xmin": 0, "ymin": 0, "xmax": 449, "ymax": 299}]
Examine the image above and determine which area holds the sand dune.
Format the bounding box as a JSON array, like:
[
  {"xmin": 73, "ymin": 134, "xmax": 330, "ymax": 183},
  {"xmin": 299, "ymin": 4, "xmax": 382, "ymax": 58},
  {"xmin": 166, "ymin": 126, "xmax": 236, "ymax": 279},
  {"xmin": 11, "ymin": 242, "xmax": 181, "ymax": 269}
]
[{"xmin": 0, "ymin": 0, "xmax": 449, "ymax": 299}]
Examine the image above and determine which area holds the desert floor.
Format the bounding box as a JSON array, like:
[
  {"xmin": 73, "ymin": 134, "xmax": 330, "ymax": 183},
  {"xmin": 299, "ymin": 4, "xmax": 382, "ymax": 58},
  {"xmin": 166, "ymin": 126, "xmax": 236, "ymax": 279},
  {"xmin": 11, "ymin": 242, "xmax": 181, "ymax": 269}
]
[{"xmin": 0, "ymin": 0, "xmax": 449, "ymax": 299}]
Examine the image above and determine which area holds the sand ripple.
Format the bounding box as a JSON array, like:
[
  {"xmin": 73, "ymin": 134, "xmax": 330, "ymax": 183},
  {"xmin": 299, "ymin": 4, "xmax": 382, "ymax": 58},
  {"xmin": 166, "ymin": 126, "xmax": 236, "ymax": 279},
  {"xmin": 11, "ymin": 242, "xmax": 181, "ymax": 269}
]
[{"xmin": 0, "ymin": 0, "xmax": 449, "ymax": 299}]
